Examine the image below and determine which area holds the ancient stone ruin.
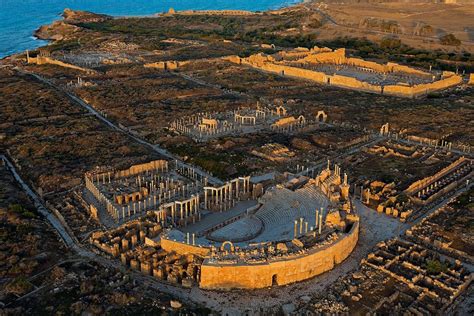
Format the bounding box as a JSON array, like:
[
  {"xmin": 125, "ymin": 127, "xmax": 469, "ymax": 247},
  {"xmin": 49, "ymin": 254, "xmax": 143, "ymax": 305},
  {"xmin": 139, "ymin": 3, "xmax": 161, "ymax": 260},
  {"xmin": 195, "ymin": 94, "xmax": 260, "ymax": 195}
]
[
  {"xmin": 87, "ymin": 160, "xmax": 359, "ymax": 290},
  {"xmin": 225, "ymin": 47, "xmax": 464, "ymax": 98}
]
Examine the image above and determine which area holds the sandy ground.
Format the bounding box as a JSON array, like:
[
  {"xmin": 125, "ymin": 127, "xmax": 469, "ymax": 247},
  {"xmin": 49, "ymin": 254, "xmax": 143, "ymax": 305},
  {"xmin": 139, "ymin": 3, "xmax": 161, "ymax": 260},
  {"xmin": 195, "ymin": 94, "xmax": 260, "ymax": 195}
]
[{"xmin": 310, "ymin": 2, "xmax": 474, "ymax": 52}]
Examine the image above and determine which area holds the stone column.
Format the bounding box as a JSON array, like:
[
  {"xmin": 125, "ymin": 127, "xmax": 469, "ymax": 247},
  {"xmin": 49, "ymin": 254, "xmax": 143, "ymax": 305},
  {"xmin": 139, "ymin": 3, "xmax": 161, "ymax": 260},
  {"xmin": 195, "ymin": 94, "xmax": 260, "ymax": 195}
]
[
  {"xmin": 315, "ymin": 209, "xmax": 319, "ymax": 229},
  {"xmin": 319, "ymin": 213, "xmax": 323, "ymax": 234}
]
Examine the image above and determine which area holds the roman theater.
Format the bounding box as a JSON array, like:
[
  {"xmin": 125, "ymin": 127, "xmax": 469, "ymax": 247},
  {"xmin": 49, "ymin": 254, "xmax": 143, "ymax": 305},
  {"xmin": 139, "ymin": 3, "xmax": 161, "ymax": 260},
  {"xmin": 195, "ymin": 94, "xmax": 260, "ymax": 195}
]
[{"xmin": 87, "ymin": 159, "xmax": 359, "ymax": 290}]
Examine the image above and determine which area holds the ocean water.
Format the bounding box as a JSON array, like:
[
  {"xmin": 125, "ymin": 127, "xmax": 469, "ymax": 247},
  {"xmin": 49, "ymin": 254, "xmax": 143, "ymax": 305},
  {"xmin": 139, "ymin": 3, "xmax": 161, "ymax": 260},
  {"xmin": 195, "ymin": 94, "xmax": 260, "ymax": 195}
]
[{"xmin": 0, "ymin": 0, "xmax": 302, "ymax": 58}]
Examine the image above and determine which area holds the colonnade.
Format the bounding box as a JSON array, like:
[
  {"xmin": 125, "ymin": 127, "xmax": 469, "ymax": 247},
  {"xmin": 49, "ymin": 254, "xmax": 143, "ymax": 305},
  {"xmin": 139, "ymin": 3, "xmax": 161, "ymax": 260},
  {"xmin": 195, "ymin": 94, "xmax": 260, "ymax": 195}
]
[
  {"xmin": 234, "ymin": 114, "xmax": 256, "ymax": 125},
  {"xmin": 85, "ymin": 170, "xmax": 201, "ymax": 223},
  {"xmin": 204, "ymin": 176, "xmax": 251, "ymax": 211},
  {"xmin": 155, "ymin": 195, "xmax": 200, "ymax": 227},
  {"xmin": 293, "ymin": 208, "xmax": 325, "ymax": 238},
  {"xmin": 270, "ymin": 116, "xmax": 306, "ymax": 133}
]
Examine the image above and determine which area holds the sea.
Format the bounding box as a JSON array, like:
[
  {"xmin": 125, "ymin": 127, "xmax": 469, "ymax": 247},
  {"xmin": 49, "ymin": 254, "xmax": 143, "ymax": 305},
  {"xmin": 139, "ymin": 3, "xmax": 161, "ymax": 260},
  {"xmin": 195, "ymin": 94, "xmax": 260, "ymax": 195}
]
[{"xmin": 0, "ymin": 0, "xmax": 302, "ymax": 58}]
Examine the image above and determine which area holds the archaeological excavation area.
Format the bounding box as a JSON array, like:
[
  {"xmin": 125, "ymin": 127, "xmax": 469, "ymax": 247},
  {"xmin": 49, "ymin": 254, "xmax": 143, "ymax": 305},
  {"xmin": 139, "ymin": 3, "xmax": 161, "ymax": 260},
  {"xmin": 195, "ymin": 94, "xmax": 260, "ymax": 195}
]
[
  {"xmin": 87, "ymin": 157, "xmax": 359, "ymax": 290},
  {"xmin": 2, "ymin": 4, "xmax": 474, "ymax": 313}
]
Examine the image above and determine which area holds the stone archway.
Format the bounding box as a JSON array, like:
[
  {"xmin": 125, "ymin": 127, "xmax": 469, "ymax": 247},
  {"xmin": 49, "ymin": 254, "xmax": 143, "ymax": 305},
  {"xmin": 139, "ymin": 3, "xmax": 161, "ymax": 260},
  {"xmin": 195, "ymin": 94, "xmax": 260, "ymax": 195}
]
[
  {"xmin": 380, "ymin": 123, "xmax": 389, "ymax": 135},
  {"xmin": 316, "ymin": 111, "xmax": 327, "ymax": 123},
  {"xmin": 220, "ymin": 241, "xmax": 235, "ymax": 253},
  {"xmin": 276, "ymin": 106, "xmax": 287, "ymax": 117},
  {"xmin": 297, "ymin": 115, "xmax": 306, "ymax": 125}
]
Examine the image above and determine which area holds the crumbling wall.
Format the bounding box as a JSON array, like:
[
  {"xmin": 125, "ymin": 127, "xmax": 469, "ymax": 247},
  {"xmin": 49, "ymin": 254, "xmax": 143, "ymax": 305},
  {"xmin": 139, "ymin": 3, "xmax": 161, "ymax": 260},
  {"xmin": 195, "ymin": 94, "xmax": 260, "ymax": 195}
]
[
  {"xmin": 115, "ymin": 160, "xmax": 168, "ymax": 178},
  {"xmin": 330, "ymin": 74, "xmax": 382, "ymax": 93},
  {"xmin": 407, "ymin": 135, "xmax": 435, "ymax": 144},
  {"xmin": 161, "ymin": 237, "xmax": 210, "ymax": 257},
  {"xmin": 387, "ymin": 62, "xmax": 431, "ymax": 77},
  {"xmin": 199, "ymin": 221, "xmax": 359, "ymax": 290},
  {"xmin": 411, "ymin": 74, "xmax": 462, "ymax": 96},
  {"xmin": 28, "ymin": 56, "xmax": 91, "ymax": 72},
  {"xmin": 383, "ymin": 84, "xmax": 416, "ymax": 98},
  {"xmin": 278, "ymin": 65, "xmax": 328, "ymax": 83},
  {"xmin": 273, "ymin": 116, "xmax": 297, "ymax": 126},
  {"xmin": 244, "ymin": 61, "xmax": 329, "ymax": 83},
  {"xmin": 346, "ymin": 57, "xmax": 387, "ymax": 73},
  {"xmin": 384, "ymin": 74, "xmax": 462, "ymax": 97},
  {"xmin": 144, "ymin": 60, "xmax": 189, "ymax": 70},
  {"xmin": 231, "ymin": 50, "xmax": 462, "ymax": 98},
  {"xmin": 300, "ymin": 48, "xmax": 346, "ymax": 64},
  {"xmin": 223, "ymin": 55, "xmax": 242, "ymax": 64}
]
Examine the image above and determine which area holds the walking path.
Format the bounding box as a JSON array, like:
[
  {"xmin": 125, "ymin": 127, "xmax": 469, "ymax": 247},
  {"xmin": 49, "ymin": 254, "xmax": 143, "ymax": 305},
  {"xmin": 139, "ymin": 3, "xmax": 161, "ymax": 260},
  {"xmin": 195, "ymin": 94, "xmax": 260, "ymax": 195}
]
[{"xmin": 1, "ymin": 155, "xmax": 75, "ymax": 248}]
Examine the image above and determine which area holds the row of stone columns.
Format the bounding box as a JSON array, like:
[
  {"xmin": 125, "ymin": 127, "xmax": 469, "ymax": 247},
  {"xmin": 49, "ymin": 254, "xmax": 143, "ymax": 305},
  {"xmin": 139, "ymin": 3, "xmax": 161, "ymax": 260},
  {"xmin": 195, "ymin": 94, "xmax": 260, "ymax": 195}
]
[
  {"xmin": 175, "ymin": 161, "xmax": 208, "ymax": 186},
  {"xmin": 333, "ymin": 163, "xmax": 341, "ymax": 177},
  {"xmin": 86, "ymin": 172, "xmax": 112, "ymax": 186},
  {"xmin": 197, "ymin": 125, "xmax": 235, "ymax": 137},
  {"xmin": 185, "ymin": 232, "xmax": 196, "ymax": 245},
  {"xmin": 293, "ymin": 209, "xmax": 324, "ymax": 238},
  {"xmin": 416, "ymin": 163, "xmax": 471, "ymax": 199},
  {"xmin": 391, "ymin": 132, "xmax": 472, "ymax": 154},
  {"xmin": 270, "ymin": 121, "xmax": 305, "ymax": 133},
  {"xmin": 234, "ymin": 114, "xmax": 256, "ymax": 125},
  {"xmin": 156, "ymin": 195, "xmax": 201, "ymax": 227},
  {"xmin": 203, "ymin": 177, "xmax": 251, "ymax": 210},
  {"xmin": 86, "ymin": 175, "xmax": 121, "ymax": 221}
]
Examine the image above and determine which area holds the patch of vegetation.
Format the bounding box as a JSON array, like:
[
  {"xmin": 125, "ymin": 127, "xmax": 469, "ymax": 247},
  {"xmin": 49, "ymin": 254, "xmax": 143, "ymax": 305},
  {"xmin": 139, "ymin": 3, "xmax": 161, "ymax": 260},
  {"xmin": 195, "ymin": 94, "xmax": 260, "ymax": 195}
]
[
  {"xmin": 9, "ymin": 203, "xmax": 36, "ymax": 218},
  {"xmin": 425, "ymin": 259, "xmax": 448, "ymax": 274},
  {"xmin": 451, "ymin": 188, "xmax": 474, "ymax": 210},
  {"xmin": 5, "ymin": 276, "xmax": 33, "ymax": 296},
  {"xmin": 47, "ymin": 39, "xmax": 82, "ymax": 52},
  {"xmin": 166, "ymin": 143, "xmax": 249, "ymax": 180},
  {"xmin": 440, "ymin": 34, "xmax": 461, "ymax": 46}
]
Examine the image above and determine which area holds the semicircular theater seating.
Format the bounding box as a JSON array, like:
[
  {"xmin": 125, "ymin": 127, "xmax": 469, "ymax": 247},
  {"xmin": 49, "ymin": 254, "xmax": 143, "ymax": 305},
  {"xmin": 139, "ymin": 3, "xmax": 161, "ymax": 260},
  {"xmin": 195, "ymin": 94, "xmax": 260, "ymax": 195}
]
[
  {"xmin": 208, "ymin": 216, "xmax": 263, "ymax": 242},
  {"xmin": 225, "ymin": 186, "xmax": 330, "ymax": 243}
]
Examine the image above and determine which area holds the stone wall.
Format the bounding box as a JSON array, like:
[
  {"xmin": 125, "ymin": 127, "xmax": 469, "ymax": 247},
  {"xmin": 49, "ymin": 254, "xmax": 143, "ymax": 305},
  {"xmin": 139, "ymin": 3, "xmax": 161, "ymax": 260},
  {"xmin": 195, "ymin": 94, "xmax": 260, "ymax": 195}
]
[
  {"xmin": 227, "ymin": 49, "xmax": 462, "ymax": 98},
  {"xmin": 384, "ymin": 74, "xmax": 462, "ymax": 97},
  {"xmin": 250, "ymin": 61, "xmax": 328, "ymax": 84},
  {"xmin": 199, "ymin": 221, "xmax": 359, "ymax": 290},
  {"xmin": 346, "ymin": 57, "xmax": 387, "ymax": 73},
  {"xmin": 330, "ymin": 74, "xmax": 382, "ymax": 93},
  {"xmin": 301, "ymin": 48, "xmax": 346, "ymax": 65},
  {"xmin": 405, "ymin": 157, "xmax": 468, "ymax": 195},
  {"xmin": 144, "ymin": 60, "xmax": 189, "ymax": 70},
  {"xmin": 300, "ymin": 52, "xmax": 430, "ymax": 77},
  {"xmin": 387, "ymin": 62, "xmax": 431, "ymax": 77},
  {"xmin": 160, "ymin": 237, "xmax": 210, "ymax": 257},
  {"xmin": 28, "ymin": 56, "xmax": 91, "ymax": 73},
  {"xmin": 114, "ymin": 160, "xmax": 168, "ymax": 178}
]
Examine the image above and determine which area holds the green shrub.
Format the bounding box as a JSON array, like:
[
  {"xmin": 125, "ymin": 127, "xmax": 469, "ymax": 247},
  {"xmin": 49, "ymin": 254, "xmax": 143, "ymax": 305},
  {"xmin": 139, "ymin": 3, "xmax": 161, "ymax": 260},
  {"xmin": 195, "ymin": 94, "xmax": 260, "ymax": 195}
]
[{"xmin": 425, "ymin": 259, "xmax": 448, "ymax": 274}]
